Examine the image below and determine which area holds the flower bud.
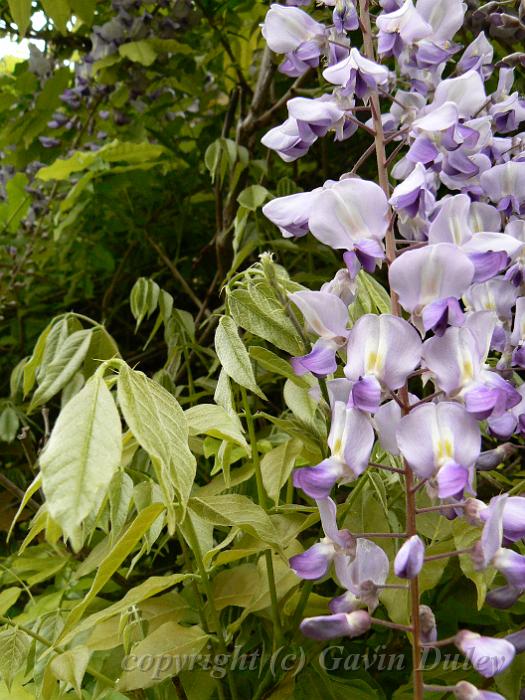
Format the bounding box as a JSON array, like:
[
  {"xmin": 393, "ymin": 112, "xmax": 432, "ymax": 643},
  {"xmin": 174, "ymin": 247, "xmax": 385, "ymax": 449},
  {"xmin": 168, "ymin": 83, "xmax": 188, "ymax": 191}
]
[
  {"xmin": 505, "ymin": 628, "xmax": 525, "ymax": 653},
  {"xmin": 394, "ymin": 535, "xmax": 425, "ymax": 579},
  {"xmin": 419, "ymin": 604, "xmax": 437, "ymax": 645},
  {"xmin": 464, "ymin": 497, "xmax": 487, "ymax": 525},
  {"xmin": 453, "ymin": 680, "xmax": 505, "ymax": 699},
  {"xmin": 300, "ymin": 610, "xmax": 371, "ymax": 640},
  {"xmin": 455, "ymin": 630, "xmax": 516, "ymax": 677},
  {"xmin": 486, "ymin": 585, "xmax": 523, "ymax": 609},
  {"xmin": 476, "ymin": 443, "xmax": 516, "ymax": 470}
]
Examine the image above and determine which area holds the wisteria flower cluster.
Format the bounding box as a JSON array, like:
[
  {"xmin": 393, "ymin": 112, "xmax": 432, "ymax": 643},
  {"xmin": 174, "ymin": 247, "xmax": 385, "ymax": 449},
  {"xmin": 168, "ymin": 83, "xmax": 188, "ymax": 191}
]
[{"xmin": 260, "ymin": 0, "xmax": 525, "ymax": 697}]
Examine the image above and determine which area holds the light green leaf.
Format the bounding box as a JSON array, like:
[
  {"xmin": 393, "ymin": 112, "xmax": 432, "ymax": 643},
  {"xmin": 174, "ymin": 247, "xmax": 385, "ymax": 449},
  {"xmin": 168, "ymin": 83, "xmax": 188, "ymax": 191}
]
[
  {"xmin": 119, "ymin": 40, "xmax": 158, "ymax": 66},
  {"xmin": 7, "ymin": 0, "xmax": 31, "ymax": 36},
  {"xmin": 60, "ymin": 573, "xmax": 192, "ymax": 645},
  {"xmin": 237, "ymin": 185, "xmax": 269, "ymax": 211},
  {"xmin": 215, "ymin": 316, "xmax": 265, "ymax": 399},
  {"xmin": 108, "ymin": 471, "xmax": 134, "ymax": 542},
  {"xmin": 188, "ymin": 494, "xmax": 281, "ymax": 550},
  {"xmin": 40, "ymin": 374, "xmax": 122, "ymax": 547},
  {"xmin": 117, "ymin": 365, "xmax": 196, "ymax": 522},
  {"xmin": 100, "ymin": 139, "xmax": 165, "ymax": 164},
  {"xmin": 452, "ymin": 519, "xmax": 495, "ymax": 609},
  {"xmin": 69, "ymin": 0, "xmax": 96, "ymax": 24},
  {"xmin": 130, "ymin": 277, "xmax": 160, "ymax": 330},
  {"xmin": 0, "ymin": 627, "xmax": 30, "ymax": 690},
  {"xmin": 212, "ymin": 563, "xmax": 261, "ymax": 610},
  {"xmin": 50, "ymin": 646, "xmax": 91, "ymax": 696},
  {"xmin": 40, "ymin": 0, "xmax": 70, "ymax": 33},
  {"xmin": 249, "ymin": 346, "xmax": 307, "ymax": 387},
  {"xmin": 185, "ymin": 403, "xmax": 248, "ymax": 450},
  {"xmin": 0, "ymin": 589, "xmax": 21, "ymax": 617},
  {"xmin": 29, "ymin": 329, "xmax": 92, "ymax": 411},
  {"xmin": 59, "ymin": 503, "xmax": 165, "ymax": 639},
  {"xmin": 117, "ymin": 622, "xmax": 209, "ymax": 690},
  {"xmin": 0, "ymin": 407, "xmax": 19, "ymax": 443},
  {"xmin": 0, "ymin": 173, "xmax": 30, "ymax": 234},
  {"xmin": 260, "ymin": 438, "xmax": 303, "ymax": 504},
  {"xmin": 37, "ymin": 141, "xmax": 165, "ymax": 181},
  {"xmin": 357, "ymin": 271, "xmax": 391, "ymax": 315},
  {"xmin": 37, "ymin": 152, "xmax": 99, "ymax": 181},
  {"xmin": 228, "ymin": 286, "xmax": 303, "ymax": 356},
  {"xmin": 7, "ymin": 473, "xmax": 42, "ymax": 542}
]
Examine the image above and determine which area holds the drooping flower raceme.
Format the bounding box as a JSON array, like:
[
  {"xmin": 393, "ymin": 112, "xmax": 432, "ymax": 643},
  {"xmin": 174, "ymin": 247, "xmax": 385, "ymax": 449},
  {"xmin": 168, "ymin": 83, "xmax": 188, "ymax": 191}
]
[{"xmin": 259, "ymin": 0, "xmax": 525, "ymax": 692}]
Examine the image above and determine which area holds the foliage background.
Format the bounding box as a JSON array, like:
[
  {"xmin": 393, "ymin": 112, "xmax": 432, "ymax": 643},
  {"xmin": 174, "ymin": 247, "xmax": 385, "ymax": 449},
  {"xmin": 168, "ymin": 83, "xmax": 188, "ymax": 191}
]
[{"xmin": 0, "ymin": 1, "xmax": 524, "ymax": 699}]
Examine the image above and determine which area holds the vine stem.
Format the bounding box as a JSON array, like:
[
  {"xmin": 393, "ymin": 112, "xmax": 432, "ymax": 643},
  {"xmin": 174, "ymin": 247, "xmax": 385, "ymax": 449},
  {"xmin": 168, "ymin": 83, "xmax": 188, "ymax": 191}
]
[
  {"xmin": 240, "ymin": 387, "xmax": 284, "ymax": 648},
  {"xmin": 358, "ymin": 1, "xmax": 424, "ymax": 698},
  {"xmin": 182, "ymin": 516, "xmax": 237, "ymax": 700}
]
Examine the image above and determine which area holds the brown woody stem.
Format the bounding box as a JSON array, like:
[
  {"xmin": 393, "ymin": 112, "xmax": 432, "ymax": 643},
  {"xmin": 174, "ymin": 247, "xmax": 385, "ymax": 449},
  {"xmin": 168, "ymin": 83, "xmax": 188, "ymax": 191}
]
[{"xmin": 358, "ymin": 2, "xmax": 423, "ymax": 697}]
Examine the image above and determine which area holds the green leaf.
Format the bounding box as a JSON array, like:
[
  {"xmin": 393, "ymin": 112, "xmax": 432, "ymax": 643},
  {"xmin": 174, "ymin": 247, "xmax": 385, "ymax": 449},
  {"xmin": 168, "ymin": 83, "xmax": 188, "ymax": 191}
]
[
  {"xmin": 237, "ymin": 185, "xmax": 269, "ymax": 211},
  {"xmin": 29, "ymin": 329, "xmax": 92, "ymax": 411},
  {"xmin": 0, "ymin": 588, "xmax": 21, "ymax": 617},
  {"xmin": 215, "ymin": 316, "xmax": 265, "ymax": 399},
  {"xmin": 130, "ymin": 277, "xmax": 160, "ymax": 330},
  {"xmin": 0, "ymin": 627, "xmax": 30, "ymax": 691},
  {"xmin": 358, "ymin": 271, "xmax": 392, "ymax": 314},
  {"xmin": 40, "ymin": 0, "xmax": 71, "ymax": 33},
  {"xmin": 37, "ymin": 152, "xmax": 99, "ymax": 181},
  {"xmin": 100, "ymin": 140, "xmax": 166, "ymax": 164},
  {"xmin": 212, "ymin": 563, "xmax": 261, "ymax": 610},
  {"xmin": 50, "ymin": 646, "xmax": 90, "ymax": 696},
  {"xmin": 0, "ymin": 173, "xmax": 30, "ymax": 234},
  {"xmin": 7, "ymin": 473, "xmax": 42, "ymax": 541},
  {"xmin": 119, "ymin": 40, "xmax": 158, "ymax": 66},
  {"xmin": 260, "ymin": 438, "xmax": 303, "ymax": 504},
  {"xmin": 7, "ymin": 0, "xmax": 31, "ymax": 36},
  {"xmin": 249, "ymin": 346, "xmax": 307, "ymax": 387},
  {"xmin": 37, "ymin": 141, "xmax": 165, "ymax": 181},
  {"xmin": 185, "ymin": 404, "xmax": 248, "ymax": 450},
  {"xmin": 39, "ymin": 373, "xmax": 122, "ymax": 548},
  {"xmin": 188, "ymin": 494, "xmax": 281, "ymax": 550},
  {"xmin": 60, "ymin": 572, "xmax": 192, "ymax": 645},
  {"xmin": 228, "ymin": 285, "xmax": 303, "ymax": 356},
  {"xmin": 59, "ymin": 502, "xmax": 165, "ymax": 639},
  {"xmin": 69, "ymin": 0, "xmax": 96, "ymax": 24},
  {"xmin": 0, "ymin": 407, "xmax": 19, "ymax": 443},
  {"xmin": 452, "ymin": 519, "xmax": 495, "ymax": 609},
  {"xmin": 117, "ymin": 622, "xmax": 209, "ymax": 690},
  {"xmin": 117, "ymin": 364, "xmax": 196, "ymax": 523}
]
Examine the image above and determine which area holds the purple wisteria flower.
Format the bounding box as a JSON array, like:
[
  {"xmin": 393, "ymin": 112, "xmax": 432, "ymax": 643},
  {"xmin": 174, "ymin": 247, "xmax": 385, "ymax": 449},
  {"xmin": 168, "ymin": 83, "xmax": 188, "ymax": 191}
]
[
  {"xmin": 261, "ymin": 4, "xmax": 326, "ymax": 76},
  {"xmin": 262, "ymin": 189, "xmax": 319, "ymax": 238},
  {"xmin": 454, "ymin": 630, "xmax": 515, "ymax": 677},
  {"xmin": 422, "ymin": 311, "xmax": 522, "ymax": 419},
  {"xmin": 293, "ymin": 401, "xmax": 374, "ymax": 498},
  {"xmin": 397, "ymin": 401, "xmax": 481, "ymax": 498},
  {"xmin": 333, "ymin": 537, "xmax": 389, "ymax": 612},
  {"xmin": 323, "ymin": 48, "xmax": 390, "ymax": 100},
  {"xmin": 289, "ymin": 497, "xmax": 355, "ymax": 579},
  {"xmin": 260, "ymin": 117, "xmax": 317, "ymax": 162},
  {"xmin": 322, "ymin": 0, "xmax": 359, "ymax": 33},
  {"xmin": 389, "ymin": 242, "xmax": 475, "ymax": 329},
  {"xmin": 308, "ymin": 177, "xmax": 389, "ymax": 276},
  {"xmin": 289, "ymin": 289, "xmax": 349, "ymax": 376},
  {"xmin": 480, "ymin": 161, "xmax": 525, "ymax": 215},
  {"xmin": 344, "ymin": 313, "xmax": 422, "ymax": 411}
]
